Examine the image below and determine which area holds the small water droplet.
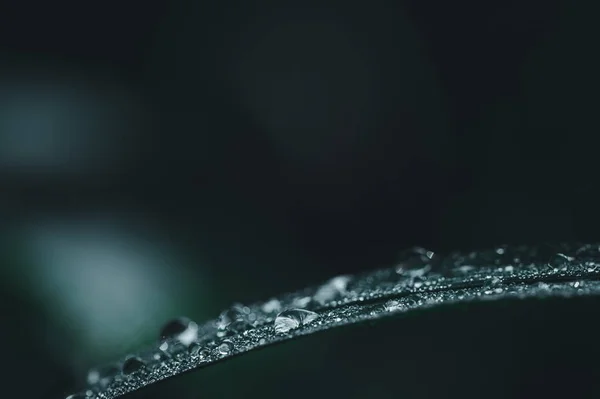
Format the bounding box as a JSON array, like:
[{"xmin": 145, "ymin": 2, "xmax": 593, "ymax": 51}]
[
  {"xmin": 189, "ymin": 343, "xmax": 211, "ymax": 359},
  {"xmin": 259, "ymin": 338, "xmax": 267, "ymax": 345},
  {"xmin": 261, "ymin": 298, "xmax": 281, "ymax": 313},
  {"xmin": 86, "ymin": 364, "xmax": 119, "ymax": 387},
  {"xmin": 159, "ymin": 339, "xmax": 188, "ymax": 358},
  {"xmin": 152, "ymin": 349, "xmax": 170, "ymax": 363},
  {"xmin": 396, "ymin": 247, "xmax": 435, "ymax": 274},
  {"xmin": 504, "ymin": 265, "xmax": 514, "ymax": 273},
  {"xmin": 159, "ymin": 317, "xmax": 198, "ymax": 346},
  {"xmin": 484, "ymin": 277, "xmax": 502, "ymax": 287},
  {"xmin": 217, "ymin": 340, "xmax": 234, "ymax": 355},
  {"xmin": 274, "ymin": 308, "xmax": 319, "ymax": 333},
  {"xmin": 216, "ymin": 305, "xmax": 251, "ymax": 333},
  {"xmin": 121, "ymin": 356, "xmax": 145, "ymax": 375},
  {"xmin": 313, "ymin": 275, "xmax": 351, "ymax": 305},
  {"xmin": 384, "ymin": 299, "xmax": 404, "ymax": 312}
]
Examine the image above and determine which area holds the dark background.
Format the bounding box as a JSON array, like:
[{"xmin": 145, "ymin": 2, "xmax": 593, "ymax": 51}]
[{"xmin": 1, "ymin": 1, "xmax": 599, "ymax": 398}]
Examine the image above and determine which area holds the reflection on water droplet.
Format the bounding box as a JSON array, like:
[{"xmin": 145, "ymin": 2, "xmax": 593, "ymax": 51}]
[
  {"xmin": 216, "ymin": 305, "xmax": 251, "ymax": 333},
  {"xmin": 159, "ymin": 340, "xmax": 187, "ymax": 358},
  {"xmin": 189, "ymin": 343, "xmax": 210, "ymax": 359},
  {"xmin": 121, "ymin": 356, "xmax": 145, "ymax": 375},
  {"xmin": 384, "ymin": 299, "xmax": 404, "ymax": 312},
  {"xmin": 87, "ymin": 364, "xmax": 119, "ymax": 387},
  {"xmin": 274, "ymin": 308, "xmax": 319, "ymax": 333},
  {"xmin": 152, "ymin": 349, "xmax": 170, "ymax": 363},
  {"xmin": 218, "ymin": 340, "xmax": 234, "ymax": 355},
  {"xmin": 396, "ymin": 247, "xmax": 435, "ymax": 274},
  {"xmin": 313, "ymin": 275, "xmax": 351, "ymax": 305},
  {"xmin": 547, "ymin": 253, "xmax": 574, "ymax": 270},
  {"xmin": 484, "ymin": 277, "xmax": 502, "ymax": 287},
  {"xmin": 159, "ymin": 317, "xmax": 198, "ymax": 346}
]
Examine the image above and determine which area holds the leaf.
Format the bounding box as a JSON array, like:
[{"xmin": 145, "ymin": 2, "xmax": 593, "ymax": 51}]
[{"xmin": 66, "ymin": 244, "xmax": 600, "ymax": 399}]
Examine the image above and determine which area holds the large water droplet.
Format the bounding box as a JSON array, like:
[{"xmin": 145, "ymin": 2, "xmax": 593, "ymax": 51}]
[
  {"xmin": 313, "ymin": 275, "xmax": 351, "ymax": 305},
  {"xmin": 159, "ymin": 317, "xmax": 198, "ymax": 346},
  {"xmin": 274, "ymin": 308, "xmax": 319, "ymax": 334},
  {"xmin": 86, "ymin": 364, "xmax": 119, "ymax": 387},
  {"xmin": 121, "ymin": 356, "xmax": 145, "ymax": 375}
]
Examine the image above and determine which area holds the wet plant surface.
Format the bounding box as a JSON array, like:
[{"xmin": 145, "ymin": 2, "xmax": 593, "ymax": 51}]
[{"xmin": 65, "ymin": 244, "xmax": 600, "ymax": 399}]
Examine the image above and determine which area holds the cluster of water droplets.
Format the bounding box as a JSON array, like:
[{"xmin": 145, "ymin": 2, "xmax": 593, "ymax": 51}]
[{"xmin": 65, "ymin": 244, "xmax": 600, "ymax": 399}]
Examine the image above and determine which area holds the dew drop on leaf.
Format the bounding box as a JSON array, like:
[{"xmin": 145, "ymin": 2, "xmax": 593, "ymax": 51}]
[
  {"xmin": 274, "ymin": 308, "xmax": 319, "ymax": 333},
  {"xmin": 547, "ymin": 253, "xmax": 574, "ymax": 270},
  {"xmin": 159, "ymin": 317, "xmax": 198, "ymax": 346},
  {"xmin": 159, "ymin": 340, "xmax": 188, "ymax": 358},
  {"xmin": 121, "ymin": 356, "xmax": 146, "ymax": 375},
  {"xmin": 217, "ymin": 340, "xmax": 234, "ymax": 355},
  {"xmin": 216, "ymin": 305, "xmax": 252, "ymax": 333}
]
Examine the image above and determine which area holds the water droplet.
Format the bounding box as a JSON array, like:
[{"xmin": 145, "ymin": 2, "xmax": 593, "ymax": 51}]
[
  {"xmin": 547, "ymin": 253, "xmax": 574, "ymax": 270},
  {"xmin": 259, "ymin": 338, "xmax": 266, "ymax": 345},
  {"xmin": 216, "ymin": 305, "xmax": 251, "ymax": 333},
  {"xmin": 396, "ymin": 247, "xmax": 435, "ymax": 274},
  {"xmin": 65, "ymin": 393, "xmax": 87, "ymax": 399},
  {"xmin": 159, "ymin": 339, "xmax": 187, "ymax": 358},
  {"xmin": 484, "ymin": 277, "xmax": 502, "ymax": 287},
  {"xmin": 217, "ymin": 340, "xmax": 234, "ymax": 355},
  {"xmin": 261, "ymin": 298, "xmax": 282, "ymax": 313},
  {"xmin": 384, "ymin": 299, "xmax": 404, "ymax": 312},
  {"xmin": 121, "ymin": 356, "xmax": 145, "ymax": 375},
  {"xmin": 159, "ymin": 317, "xmax": 198, "ymax": 346},
  {"xmin": 274, "ymin": 308, "xmax": 319, "ymax": 334},
  {"xmin": 313, "ymin": 275, "xmax": 351, "ymax": 305},
  {"xmin": 86, "ymin": 364, "xmax": 119, "ymax": 387},
  {"xmin": 152, "ymin": 349, "xmax": 170, "ymax": 363},
  {"xmin": 189, "ymin": 343, "xmax": 210, "ymax": 359}
]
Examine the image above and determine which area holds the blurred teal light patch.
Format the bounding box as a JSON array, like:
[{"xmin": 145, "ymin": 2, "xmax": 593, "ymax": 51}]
[{"xmin": 11, "ymin": 216, "xmax": 209, "ymax": 363}]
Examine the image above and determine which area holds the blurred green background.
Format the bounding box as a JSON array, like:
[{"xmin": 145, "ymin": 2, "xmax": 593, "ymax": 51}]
[{"xmin": 1, "ymin": 1, "xmax": 599, "ymax": 398}]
